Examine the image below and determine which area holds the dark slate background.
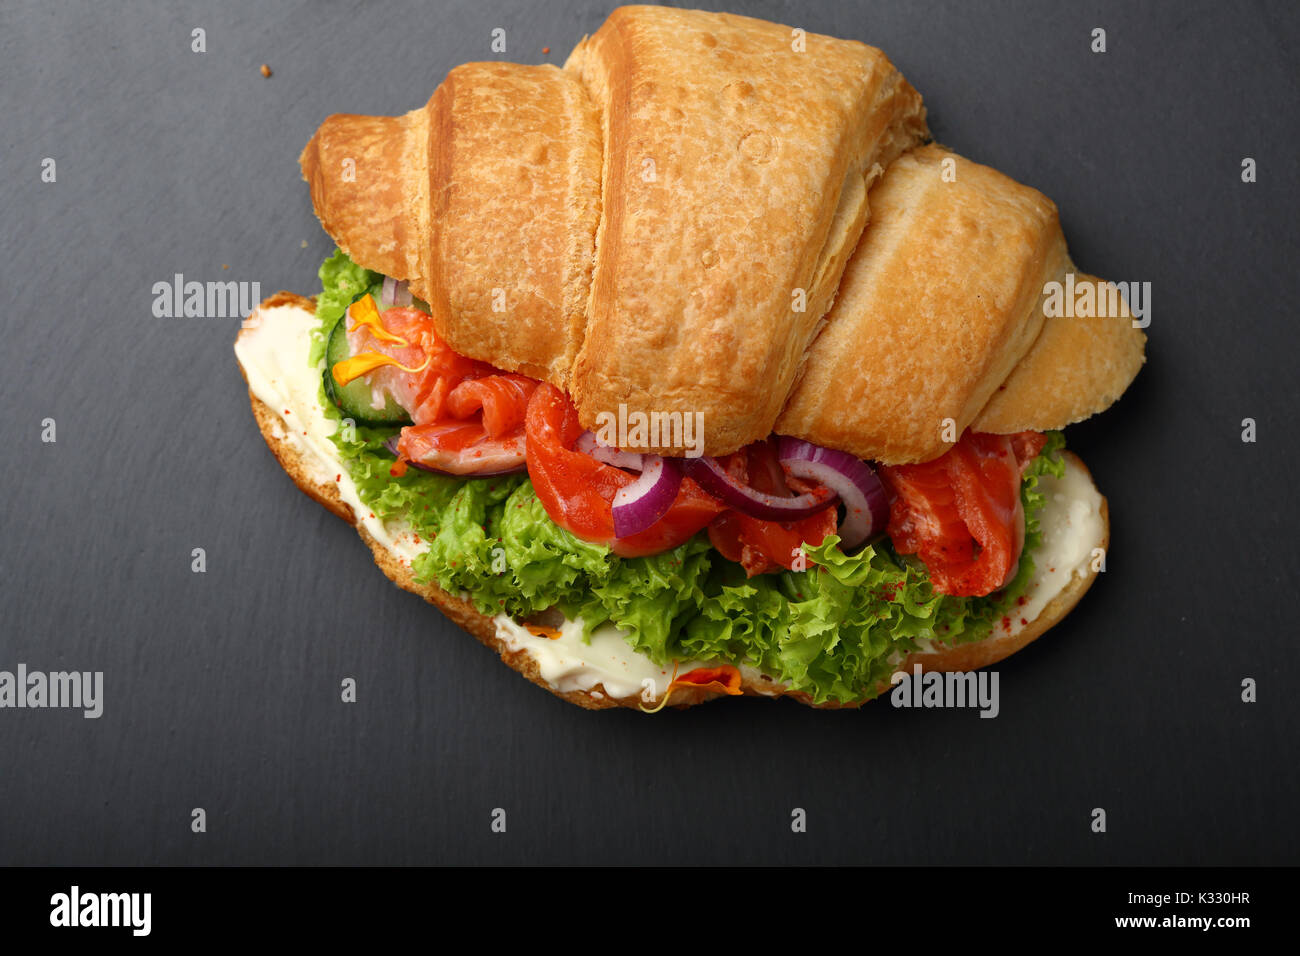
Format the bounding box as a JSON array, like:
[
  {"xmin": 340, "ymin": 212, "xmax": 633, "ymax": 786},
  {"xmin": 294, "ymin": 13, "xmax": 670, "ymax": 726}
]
[{"xmin": 1, "ymin": 0, "xmax": 1296, "ymax": 865}]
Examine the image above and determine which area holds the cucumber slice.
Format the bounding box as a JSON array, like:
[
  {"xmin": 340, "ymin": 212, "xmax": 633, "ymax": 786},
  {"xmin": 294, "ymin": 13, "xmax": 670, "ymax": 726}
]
[{"xmin": 322, "ymin": 310, "xmax": 413, "ymax": 427}]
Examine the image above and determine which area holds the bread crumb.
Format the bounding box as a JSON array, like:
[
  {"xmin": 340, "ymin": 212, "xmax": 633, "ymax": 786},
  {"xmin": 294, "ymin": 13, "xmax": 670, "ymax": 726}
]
[
  {"xmin": 222, "ymin": 264, "xmax": 229, "ymax": 270},
  {"xmin": 260, "ymin": 63, "xmax": 272, "ymax": 78},
  {"xmin": 542, "ymin": 46, "xmax": 550, "ymax": 54},
  {"xmin": 300, "ymin": 240, "xmax": 308, "ymax": 248}
]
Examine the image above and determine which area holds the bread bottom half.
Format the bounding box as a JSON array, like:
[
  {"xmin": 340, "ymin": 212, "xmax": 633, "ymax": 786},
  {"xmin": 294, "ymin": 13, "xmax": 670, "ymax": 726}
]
[{"xmin": 238, "ymin": 293, "xmax": 1108, "ymax": 711}]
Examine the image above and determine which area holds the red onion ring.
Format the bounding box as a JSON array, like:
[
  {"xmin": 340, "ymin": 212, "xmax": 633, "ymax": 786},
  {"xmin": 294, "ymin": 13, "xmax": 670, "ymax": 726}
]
[
  {"xmin": 380, "ymin": 276, "xmax": 413, "ymax": 308},
  {"xmin": 611, "ymin": 456, "xmax": 681, "ymax": 538},
  {"xmin": 683, "ymin": 456, "xmax": 837, "ymax": 521},
  {"xmin": 776, "ymin": 436, "xmax": 888, "ymax": 550}
]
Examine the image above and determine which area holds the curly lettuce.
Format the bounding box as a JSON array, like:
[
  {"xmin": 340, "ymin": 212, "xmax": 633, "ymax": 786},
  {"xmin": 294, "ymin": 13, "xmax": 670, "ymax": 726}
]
[{"xmin": 312, "ymin": 250, "xmax": 1069, "ymax": 704}]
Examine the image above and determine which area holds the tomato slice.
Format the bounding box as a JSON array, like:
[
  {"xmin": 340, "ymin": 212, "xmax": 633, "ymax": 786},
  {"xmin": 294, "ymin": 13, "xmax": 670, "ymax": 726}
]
[
  {"xmin": 524, "ymin": 384, "xmax": 724, "ymax": 557},
  {"xmin": 877, "ymin": 431, "xmax": 1043, "ymax": 597},
  {"xmin": 705, "ymin": 440, "xmax": 838, "ymax": 576}
]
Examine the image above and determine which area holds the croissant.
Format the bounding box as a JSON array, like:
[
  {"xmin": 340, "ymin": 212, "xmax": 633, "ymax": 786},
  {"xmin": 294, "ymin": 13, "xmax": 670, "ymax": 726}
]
[
  {"xmin": 300, "ymin": 4, "xmax": 1142, "ymax": 462},
  {"xmin": 238, "ymin": 4, "xmax": 1145, "ymax": 710}
]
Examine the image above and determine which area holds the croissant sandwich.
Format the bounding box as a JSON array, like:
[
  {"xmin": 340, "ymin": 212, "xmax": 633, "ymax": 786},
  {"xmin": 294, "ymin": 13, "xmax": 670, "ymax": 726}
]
[{"xmin": 235, "ymin": 5, "xmax": 1145, "ymax": 710}]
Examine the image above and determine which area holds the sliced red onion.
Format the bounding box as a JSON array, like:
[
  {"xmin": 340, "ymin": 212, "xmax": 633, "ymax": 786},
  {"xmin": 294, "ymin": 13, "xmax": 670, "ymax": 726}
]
[
  {"xmin": 381, "ymin": 276, "xmax": 412, "ymax": 308},
  {"xmin": 574, "ymin": 430, "xmax": 645, "ymax": 471},
  {"xmin": 683, "ymin": 456, "xmax": 837, "ymax": 521},
  {"xmin": 611, "ymin": 456, "xmax": 681, "ymax": 538},
  {"xmin": 381, "ymin": 436, "xmax": 525, "ymax": 478},
  {"xmin": 776, "ymin": 436, "xmax": 888, "ymax": 550}
]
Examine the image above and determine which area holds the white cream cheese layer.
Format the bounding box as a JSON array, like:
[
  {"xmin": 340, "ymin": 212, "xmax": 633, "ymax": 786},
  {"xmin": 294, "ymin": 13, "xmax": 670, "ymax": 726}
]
[
  {"xmin": 493, "ymin": 616, "xmax": 709, "ymax": 701},
  {"xmin": 236, "ymin": 301, "xmax": 1104, "ymax": 698},
  {"xmin": 1009, "ymin": 458, "xmax": 1104, "ymax": 635},
  {"xmin": 234, "ymin": 303, "xmax": 427, "ymax": 565}
]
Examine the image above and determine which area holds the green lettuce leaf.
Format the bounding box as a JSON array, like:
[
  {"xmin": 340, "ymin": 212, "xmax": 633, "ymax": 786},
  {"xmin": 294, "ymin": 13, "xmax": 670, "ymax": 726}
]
[
  {"xmin": 314, "ymin": 249, "xmax": 381, "ymax": 329},
  {"xmin": 312, "ymin": 249, "xmax": 1070, "ymax": 705}
]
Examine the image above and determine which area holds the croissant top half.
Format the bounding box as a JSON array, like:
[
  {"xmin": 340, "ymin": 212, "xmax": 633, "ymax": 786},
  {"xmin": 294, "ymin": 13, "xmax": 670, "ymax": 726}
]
[{"xmin": 299, "ymin": 4, "xmax": 1143, "ymax": 463}]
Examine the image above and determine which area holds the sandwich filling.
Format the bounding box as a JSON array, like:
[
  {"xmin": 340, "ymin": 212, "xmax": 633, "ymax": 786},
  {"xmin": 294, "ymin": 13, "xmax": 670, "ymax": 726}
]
[{"xmin": 237, "ymin": 250, "xmax": 1100, "ymax": 705}]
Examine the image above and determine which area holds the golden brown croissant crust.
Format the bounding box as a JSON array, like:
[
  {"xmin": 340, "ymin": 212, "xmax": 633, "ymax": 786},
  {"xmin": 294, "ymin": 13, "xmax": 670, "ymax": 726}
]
[{"xmin": 299, "ymin": 4, "xmax": 1144, "ymax": 464}]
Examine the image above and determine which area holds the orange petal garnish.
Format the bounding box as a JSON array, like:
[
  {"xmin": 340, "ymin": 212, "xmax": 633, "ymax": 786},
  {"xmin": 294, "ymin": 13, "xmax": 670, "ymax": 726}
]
[
  {"xmin": 331, "ymin": 351, "xmax": 430, "ymax": 387},
  {"xmin": 348, "ymin": 293, "xmax": 408, "ymax": 345},
  {"xmin": 672, "ymin": 666, "xmax": 744, "ymax": 696},
  {"xmin": 640, "ymin": 663, "xmax": 743, "ymax": 713}
]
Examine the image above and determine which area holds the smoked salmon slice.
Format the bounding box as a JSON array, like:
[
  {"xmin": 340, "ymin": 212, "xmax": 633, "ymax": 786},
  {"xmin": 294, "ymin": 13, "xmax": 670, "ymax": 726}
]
[
  {"xmin": 346, "ymin": 304, "xmax": 536, "ymax": 474},
  {"xmin": 445, "ymin": 374, "xmax": 538, "ymax": 438},
  {"xmin": 879, "ymin": 431, "xmax": 1042, "ymax": 597},
  {"xmin": 397, "ymin": 421, "xmax": 528, "ymax": 475}
]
